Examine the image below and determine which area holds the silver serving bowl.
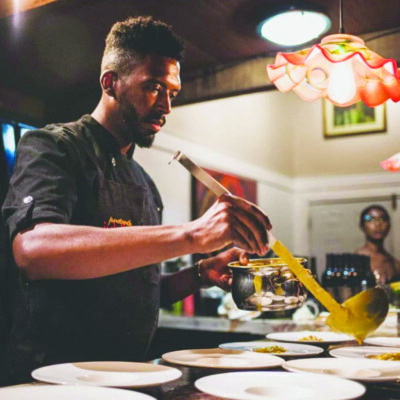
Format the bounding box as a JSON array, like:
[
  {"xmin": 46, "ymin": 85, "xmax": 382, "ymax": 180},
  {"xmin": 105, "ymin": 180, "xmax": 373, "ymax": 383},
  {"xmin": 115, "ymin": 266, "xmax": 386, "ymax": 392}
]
[{"xmin": 228, "ymin": 258, "xmax": 308, "ymax": 312}]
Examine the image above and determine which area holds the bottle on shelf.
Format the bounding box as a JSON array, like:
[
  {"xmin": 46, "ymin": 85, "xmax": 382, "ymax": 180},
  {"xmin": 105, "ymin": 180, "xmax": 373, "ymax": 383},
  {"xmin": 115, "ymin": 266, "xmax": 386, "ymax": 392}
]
[
  {"xmin": 338, "ymin": 253, "xmax": 353, "ymax": 303},
  {"xmin": 332, "ymin": 253, "xmax": 343, "ymax": 302},
  {"xmin": 349, "ymin": 254, "xmax": 362, "ymax": 296},
  {"xmin": 360, "ymin": 255, "xmax": 376, "ymax": 290},
  {"xmin": 321, "ymin": 253, "xmax": 337, "ymax": 300}
]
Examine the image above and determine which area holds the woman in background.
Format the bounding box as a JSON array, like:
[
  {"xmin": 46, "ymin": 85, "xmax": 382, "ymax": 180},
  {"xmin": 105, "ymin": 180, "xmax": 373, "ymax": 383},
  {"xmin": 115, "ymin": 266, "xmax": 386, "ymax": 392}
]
[{"xmin": 355, "ymin": 204, "xmax": 400, "ymax": 285}]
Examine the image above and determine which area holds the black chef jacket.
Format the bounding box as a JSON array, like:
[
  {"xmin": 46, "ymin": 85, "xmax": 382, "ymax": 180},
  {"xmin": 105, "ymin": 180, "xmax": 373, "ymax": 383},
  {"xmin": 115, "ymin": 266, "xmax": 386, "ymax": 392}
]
[{"xmin": 1, "ymin": 115, "xmax": 163, "ymax": 385}]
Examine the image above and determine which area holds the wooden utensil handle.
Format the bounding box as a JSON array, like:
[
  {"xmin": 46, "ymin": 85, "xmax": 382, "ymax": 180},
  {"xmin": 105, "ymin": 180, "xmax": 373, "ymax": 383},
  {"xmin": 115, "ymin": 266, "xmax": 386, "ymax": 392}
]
[{"xmin": 172, "ymin": 151, "xmax": 231, "ymax": 197}]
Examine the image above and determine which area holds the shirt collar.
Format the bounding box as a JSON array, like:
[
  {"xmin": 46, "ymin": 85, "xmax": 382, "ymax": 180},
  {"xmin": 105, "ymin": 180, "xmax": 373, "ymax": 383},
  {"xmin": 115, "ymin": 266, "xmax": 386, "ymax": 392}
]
[{"xmin": 81, "ymin": 114, "xmax": 135, "ymax": 160}]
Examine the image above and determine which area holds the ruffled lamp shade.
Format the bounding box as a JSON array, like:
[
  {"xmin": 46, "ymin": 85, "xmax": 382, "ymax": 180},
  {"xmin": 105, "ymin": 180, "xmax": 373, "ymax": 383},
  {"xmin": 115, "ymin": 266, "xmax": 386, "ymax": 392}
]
[
  {"xmin": 381, "ymin": 152, "xmax": 400, "ymax": 172},
  {"xmin": 267, "ymin": 34, "xmax": 400, "ymax": 107}
]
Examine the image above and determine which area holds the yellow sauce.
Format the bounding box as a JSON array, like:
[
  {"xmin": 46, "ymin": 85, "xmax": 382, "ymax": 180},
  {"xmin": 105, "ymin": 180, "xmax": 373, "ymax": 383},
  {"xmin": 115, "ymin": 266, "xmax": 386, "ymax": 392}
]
[
  {"xmin": 365, "ymin": 352, "xmax": 400, "ymax": 361},
  {"xmin": 253, "ymin": 274, "xmax": 263, "ymax": 311},
  {"xmin": 299, "ymin": 335, "xmax": 323, "ymax": 342},
  {"xmin": 253, "ymin": 345, "xmax": 287, "ymax": 353},
  {"xmin": 366, "ymin": 352, "xmax": 400, "ymax": 361},
  {"xmin": 271, "ymin": 239, "xmax": 379, "ymax": 344}
]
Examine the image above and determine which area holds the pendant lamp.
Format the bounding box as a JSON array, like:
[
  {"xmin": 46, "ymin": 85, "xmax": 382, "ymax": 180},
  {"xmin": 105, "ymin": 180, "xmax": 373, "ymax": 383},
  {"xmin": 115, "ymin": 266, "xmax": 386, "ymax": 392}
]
[
  {"xmin": 381, "ymin": 152, "xmax": 400, "ymax": 172},
  {"xmin": 266, "ymin": 0, "xmax": 400, "ymax": 107}
]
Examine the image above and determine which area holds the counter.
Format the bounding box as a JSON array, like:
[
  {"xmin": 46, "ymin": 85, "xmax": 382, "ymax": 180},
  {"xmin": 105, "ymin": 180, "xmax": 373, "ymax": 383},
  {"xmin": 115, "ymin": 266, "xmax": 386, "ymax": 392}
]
[
  {"xmin": 151, "ymin": 314, "xmax": 323, "ymax": 360},
  {"xmin": 140, "ymin": 359, "xmax": 400, "ymax": 400},
  {"xmin": 145, "ymin": 313, "xmax": 400, "ymax": 399},
  {"xmin": 11, "ymin": 355, "xmax": 400, "ymax": 400},
  {"xmin": 158, "ymin": 314, "xmax": 324, "ymax": 335},
  {"xmin": 4, "ymin": 314, "xmax": 400, "ymax": 399}
]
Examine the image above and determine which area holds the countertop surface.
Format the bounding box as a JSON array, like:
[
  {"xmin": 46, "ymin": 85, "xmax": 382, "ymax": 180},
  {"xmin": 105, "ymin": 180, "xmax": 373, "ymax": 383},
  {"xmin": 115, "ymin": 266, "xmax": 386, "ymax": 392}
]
[
  {"xmin": 158, "ymin": 313, "xmax": 324, "ymax": 335},
  {"xmin": 4, "ymin": 313, "xmax": 400, "ymax": 399},
  {"xmin": 13, "ymin": 354, "xmax": 400, "ymax": 400}
]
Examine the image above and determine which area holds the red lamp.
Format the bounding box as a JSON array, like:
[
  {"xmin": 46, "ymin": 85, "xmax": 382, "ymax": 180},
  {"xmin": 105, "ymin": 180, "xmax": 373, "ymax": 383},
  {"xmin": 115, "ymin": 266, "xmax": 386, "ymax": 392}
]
[
  {"xmin": 381, "ymin": 153, "xmax": 400, "ymax": 172},
  {"xmin": 266, "ymin": 1, "xmax": 400, "ymax": 107}
]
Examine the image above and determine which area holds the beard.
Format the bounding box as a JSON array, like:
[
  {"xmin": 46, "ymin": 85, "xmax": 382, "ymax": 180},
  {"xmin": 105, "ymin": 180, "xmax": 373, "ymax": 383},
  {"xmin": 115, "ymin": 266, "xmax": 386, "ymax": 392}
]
[{"xmin": 120, "ymin": 101, "xmax": 165, "ymax": 148}]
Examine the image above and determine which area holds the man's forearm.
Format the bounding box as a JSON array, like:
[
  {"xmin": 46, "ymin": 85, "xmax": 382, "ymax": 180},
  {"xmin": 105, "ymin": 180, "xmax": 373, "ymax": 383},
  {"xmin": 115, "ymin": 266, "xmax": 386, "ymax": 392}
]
[
  {"xmin": 160, "ymin": 266, "xmax": 202, "ymax": 306},
  {"xmin": 13, "ymin": 222, "xmax": 197, "ymax": 280}
]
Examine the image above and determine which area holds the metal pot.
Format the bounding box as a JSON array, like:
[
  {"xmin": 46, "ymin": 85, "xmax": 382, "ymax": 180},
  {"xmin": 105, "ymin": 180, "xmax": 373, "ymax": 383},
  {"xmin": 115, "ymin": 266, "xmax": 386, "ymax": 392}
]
[{"xmin": 228, "ymin": 258, "xmax": 308, "ymax": 312}]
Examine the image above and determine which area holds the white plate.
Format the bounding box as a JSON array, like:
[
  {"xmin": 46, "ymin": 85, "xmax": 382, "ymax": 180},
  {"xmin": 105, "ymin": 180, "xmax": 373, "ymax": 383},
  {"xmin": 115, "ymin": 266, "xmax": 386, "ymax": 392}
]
[
  {"xmin": 330, "ymin": 345, "xmax": 400, "ymax": 360},
  {"xmin": 219, "ymin": 340, "xmax": 324, "ymax": 357},
  {"xmin": 364, "ymin": 336, "xmax": 400, "ymax": 347},
  {"xmin": 283, "ymin": 357, "xmax": 400, "ymax": 382},
  {"xmin": 31, "ymin": 361, "xmax": 182, "ymax": 388},
  {"xmin": 195, "ymin": 371, "xmax": 365, "ymax": 400},
  {"xmin": 0, "ymin": 384, "xmax": 156, "ymax": 400},
  {"xmin": 266, "ymin": 330, "xmax": 353, "ymax": 344},
  {"xmin": 161, "ymin": 348, "xmax": 284, "ymax": 369}
]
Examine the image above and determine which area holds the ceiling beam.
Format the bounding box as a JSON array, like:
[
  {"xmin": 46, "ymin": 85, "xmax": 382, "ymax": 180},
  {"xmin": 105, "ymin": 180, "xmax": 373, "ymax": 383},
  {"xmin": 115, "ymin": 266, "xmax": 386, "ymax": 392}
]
[{"xmin": 0, "ymin": 0, "xmax": 59, "ymax": 18}]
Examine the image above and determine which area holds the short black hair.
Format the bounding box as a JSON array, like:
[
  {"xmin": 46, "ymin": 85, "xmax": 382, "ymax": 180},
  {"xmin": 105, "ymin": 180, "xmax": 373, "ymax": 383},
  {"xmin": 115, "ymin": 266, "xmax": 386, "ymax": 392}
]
[
  {"xmin": 360, "ymin": 204, "xmax": 390, "ymax": 227},
  {"xmin": 101, "ymin": 16, "xmax": 185, "ymax": 76}
]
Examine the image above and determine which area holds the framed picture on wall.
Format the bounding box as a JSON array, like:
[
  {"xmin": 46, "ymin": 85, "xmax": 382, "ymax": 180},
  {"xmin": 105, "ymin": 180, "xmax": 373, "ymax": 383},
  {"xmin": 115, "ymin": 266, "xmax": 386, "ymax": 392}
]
[
  {"xmin": 192, "ymin": 168, "xmax": 257, "ymax": 219},
  {"xmin": 191, "ymin": 168, "xmax": 257, "ymax": 262},
  {"xmin": 323, "ymin": 99, "xmax": 386, "ymax": 138}
]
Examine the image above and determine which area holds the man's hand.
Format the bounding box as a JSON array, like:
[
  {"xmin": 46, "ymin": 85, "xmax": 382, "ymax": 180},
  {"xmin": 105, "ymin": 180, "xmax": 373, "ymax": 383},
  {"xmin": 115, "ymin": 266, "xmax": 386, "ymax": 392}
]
[
  {"xmin": 199, "ymin": 247, "xmax": 250, "ymax": 291},
  {"xmin": 188, "ymin": 194, "xmax": 272, "ymax": 256}
]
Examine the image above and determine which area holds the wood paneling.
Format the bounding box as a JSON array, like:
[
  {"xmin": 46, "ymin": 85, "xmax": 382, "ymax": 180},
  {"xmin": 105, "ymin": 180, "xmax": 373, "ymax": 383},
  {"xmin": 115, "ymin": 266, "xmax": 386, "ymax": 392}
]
[
  {"xmin": 0, "ymin": 0, "xmax": 399, "ymax": 121},
  {"xmin": 0, "ymin": 0, "xmax": 60, "ymax": 18}
]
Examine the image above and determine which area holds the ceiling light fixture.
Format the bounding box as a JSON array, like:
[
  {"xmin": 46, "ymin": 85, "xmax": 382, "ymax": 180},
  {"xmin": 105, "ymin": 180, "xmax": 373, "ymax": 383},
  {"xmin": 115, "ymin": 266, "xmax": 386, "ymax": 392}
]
[
  {"xmin": 258, "ymin": 9, "xmax": 331, "ymax": 46},
  {"xmin": 266, "ymin": 0, "xmax": 400, "ymax": 107}
]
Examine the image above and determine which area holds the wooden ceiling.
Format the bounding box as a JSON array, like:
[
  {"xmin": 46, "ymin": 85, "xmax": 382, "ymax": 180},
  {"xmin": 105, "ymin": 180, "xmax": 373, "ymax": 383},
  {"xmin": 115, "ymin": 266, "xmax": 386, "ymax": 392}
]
[{"xmin": 0, "ymin": 0, "xmax": 400, "ymax": 122}]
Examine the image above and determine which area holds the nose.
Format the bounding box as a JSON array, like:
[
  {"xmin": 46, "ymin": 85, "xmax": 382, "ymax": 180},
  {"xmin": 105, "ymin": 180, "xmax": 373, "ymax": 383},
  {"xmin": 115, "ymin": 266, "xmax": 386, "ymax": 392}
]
[{"xmin": 156, "ymin": 91, "xmax": 172, "ymax": 115}]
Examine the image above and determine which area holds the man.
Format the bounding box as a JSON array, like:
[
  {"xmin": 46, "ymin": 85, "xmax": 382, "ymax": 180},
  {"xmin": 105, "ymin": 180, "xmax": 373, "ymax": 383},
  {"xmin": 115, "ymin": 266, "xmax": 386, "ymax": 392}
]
[
  {"xmin": 1, "ymin": 16, "xmax": 271, "ymax": 385},
  {"xmin": 355, "ymin": 204, "xmax": 400, "ymax": 284}
]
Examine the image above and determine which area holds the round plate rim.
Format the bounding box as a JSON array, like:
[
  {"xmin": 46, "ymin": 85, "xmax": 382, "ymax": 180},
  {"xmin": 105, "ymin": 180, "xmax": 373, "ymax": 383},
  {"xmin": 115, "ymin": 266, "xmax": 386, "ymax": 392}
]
[{"xmin": 31, "ymin": 361, "xmax": 182, "ymax": 388}]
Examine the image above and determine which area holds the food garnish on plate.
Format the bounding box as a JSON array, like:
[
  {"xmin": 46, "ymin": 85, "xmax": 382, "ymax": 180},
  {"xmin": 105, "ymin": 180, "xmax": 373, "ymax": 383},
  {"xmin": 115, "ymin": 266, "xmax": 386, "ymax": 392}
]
[
  {"xmin": 365, "ymin": 352, "xmax": 400, "ymax": 361},
  {"xmin": 299, "ymin": 335, "xmax": 324, "ymax": 342},
  {"xmin": 253, "ymin": 345, "xmax": 287, "ymax": 354}
]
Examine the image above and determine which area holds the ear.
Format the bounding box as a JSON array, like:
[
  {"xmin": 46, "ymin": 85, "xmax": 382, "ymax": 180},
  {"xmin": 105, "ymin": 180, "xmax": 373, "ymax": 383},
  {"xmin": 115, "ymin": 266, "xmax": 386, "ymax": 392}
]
[{"xmin": 100, "ymin": 71, "xmax": 117, "ymax": 97}]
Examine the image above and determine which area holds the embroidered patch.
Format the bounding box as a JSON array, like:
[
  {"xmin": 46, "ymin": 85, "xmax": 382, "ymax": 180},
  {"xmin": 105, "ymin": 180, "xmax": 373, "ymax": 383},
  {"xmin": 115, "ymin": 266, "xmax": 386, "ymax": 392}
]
[{"xmin": 103, "ymin": 216, "xmax": 132, "ymax": 228}]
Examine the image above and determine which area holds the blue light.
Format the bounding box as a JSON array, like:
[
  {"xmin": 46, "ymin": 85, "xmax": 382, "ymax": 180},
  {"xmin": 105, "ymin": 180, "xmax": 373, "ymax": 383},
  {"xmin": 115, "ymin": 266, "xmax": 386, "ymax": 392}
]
[
  {"xmin": 2, "ymin": 124, "xmax": 16, "ymax": 175},
  {"xmin": 19, "ymin": 123, "xmax": 35, "ymax": 137}
]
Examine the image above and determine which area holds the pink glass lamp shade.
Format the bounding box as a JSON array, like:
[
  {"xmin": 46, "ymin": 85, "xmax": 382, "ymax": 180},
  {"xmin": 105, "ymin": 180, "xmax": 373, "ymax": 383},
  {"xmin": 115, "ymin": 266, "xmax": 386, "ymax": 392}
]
[
  {"xmin": 267, "ymin": 34, "xmax": 400, "ymax": 107},
  {"xmin": 381, "ymin": 152, "xmax": 400, "ymax": 172}
]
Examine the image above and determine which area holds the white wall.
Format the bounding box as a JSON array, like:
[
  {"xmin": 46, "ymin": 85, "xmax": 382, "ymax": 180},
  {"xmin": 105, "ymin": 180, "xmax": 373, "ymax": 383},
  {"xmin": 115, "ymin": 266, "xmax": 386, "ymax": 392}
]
[
  {"xmin": 165, "ymin": 91, "xmax": 295, "ymax": 177},
  {"xmin": 289, "ymin": 95, "xmax": 400, "ymax": 176},
  {"xmin": 134, "ymin": 129, "xmax": 295, "ymax": 253},
  {"xmin": 293, "ymin": 174, "xmax": 400, "ymax": 271},
  {"xmin": 135, "ymin": 90, "xmax": 400, "ymax": 263},
  {"xmin": 167, "ymin": 90, "xmax": 400, "ymax": 178}
]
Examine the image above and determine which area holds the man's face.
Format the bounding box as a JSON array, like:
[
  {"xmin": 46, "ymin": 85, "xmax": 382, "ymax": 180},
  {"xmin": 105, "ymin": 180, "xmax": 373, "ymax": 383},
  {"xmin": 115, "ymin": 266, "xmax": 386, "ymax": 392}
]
[
  {"xmin": 362, "ymin": 208, "xmax": 390, "ymax": 241},
  {"xmin": 116, "ymin": 54, "xmax": 181, "ymax": 147}
]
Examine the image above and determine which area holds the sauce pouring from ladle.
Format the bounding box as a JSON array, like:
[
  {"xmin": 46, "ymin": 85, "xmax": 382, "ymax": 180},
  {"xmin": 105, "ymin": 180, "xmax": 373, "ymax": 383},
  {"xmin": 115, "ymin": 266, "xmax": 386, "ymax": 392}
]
[{"xmin": 170, "ymin": 151, "xmax": 389, "ymax": 343}]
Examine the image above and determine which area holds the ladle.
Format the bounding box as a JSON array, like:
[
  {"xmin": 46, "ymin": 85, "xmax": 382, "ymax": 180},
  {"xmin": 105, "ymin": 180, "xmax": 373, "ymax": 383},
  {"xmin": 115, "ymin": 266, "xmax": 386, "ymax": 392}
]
[{"xmin": 170, "ymin": 151, "xmax": 389, "ymax": 343}]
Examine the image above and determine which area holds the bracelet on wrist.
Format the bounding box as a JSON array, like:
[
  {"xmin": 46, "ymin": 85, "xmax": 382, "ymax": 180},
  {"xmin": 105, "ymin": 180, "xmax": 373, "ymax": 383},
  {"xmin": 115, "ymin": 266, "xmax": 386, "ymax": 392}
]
[{"xmin": 194, "ymin": 259, "xmax": 203, "ymax": 284}]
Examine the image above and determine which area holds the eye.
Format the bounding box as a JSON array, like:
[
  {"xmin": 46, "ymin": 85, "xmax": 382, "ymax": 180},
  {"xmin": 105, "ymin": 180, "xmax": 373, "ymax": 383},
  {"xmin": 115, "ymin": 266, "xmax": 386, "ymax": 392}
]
[{"xmin": 146, "ymin": 83, "xmax": 162, "ymax": 94}]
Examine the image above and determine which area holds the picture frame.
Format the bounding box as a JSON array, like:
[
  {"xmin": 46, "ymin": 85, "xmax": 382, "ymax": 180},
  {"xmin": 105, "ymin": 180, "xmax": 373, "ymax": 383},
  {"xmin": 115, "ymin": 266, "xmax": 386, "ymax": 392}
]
[
  {"xmin": 191, "ymin": 168, "xmax": 257, "ymax": 220},
  {"xmin": 191, "ymin": 167, "xmax": 257, "ymax": 263},
  {"xmin": 323, "ymin": 100, "xmax": 386, "ymax": 138}
]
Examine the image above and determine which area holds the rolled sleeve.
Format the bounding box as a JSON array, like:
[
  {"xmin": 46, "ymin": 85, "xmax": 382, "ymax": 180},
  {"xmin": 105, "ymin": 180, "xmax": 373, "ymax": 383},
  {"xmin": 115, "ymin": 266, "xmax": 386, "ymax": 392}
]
[{"xmin": 2, "ymin": 128, "xmax": 79, "ymax": 240}]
